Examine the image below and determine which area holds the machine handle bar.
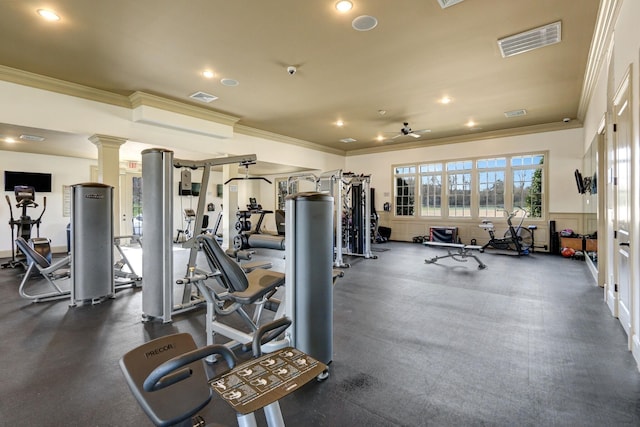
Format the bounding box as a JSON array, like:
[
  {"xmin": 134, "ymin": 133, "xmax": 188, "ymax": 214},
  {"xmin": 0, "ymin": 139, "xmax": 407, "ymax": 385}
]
[{"xmin": 143, "ymin": 344, "xmax": 237, "ymax": 392}]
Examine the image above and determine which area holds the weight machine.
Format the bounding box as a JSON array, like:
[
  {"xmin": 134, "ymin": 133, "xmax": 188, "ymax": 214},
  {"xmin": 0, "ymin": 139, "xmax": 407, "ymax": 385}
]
[
  {"xmin": 141, "ymin": 149, "xmax": 260, "ymax": 323},
  {"xmin": 232, "ymin": 198, "xmax": 286, "ymax": 251},
  {"xmin": 286, "ymin": 170, "xmax": 377, "ymax": 268},
  {"xmin": 340, "ymin": 172, "xmax": 376, "ymax": 261},
  {"xmin": 2, "ymin": 185, "xmax": 46, "ymax": 269}
]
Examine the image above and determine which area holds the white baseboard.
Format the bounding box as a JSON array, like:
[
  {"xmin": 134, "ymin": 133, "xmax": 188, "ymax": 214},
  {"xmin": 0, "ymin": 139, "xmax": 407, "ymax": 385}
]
[
  {"xmin": 585, "ymin": 256, "xmax": 598, "ymax": 284},
  {"xmin": 633, "ymin": 334, "xmax": 640, "ymax": 372}
]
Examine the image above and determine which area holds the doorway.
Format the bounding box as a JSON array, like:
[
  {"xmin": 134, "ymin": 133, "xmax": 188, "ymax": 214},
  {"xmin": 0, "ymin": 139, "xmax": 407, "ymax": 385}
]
[
  {"xmin": 609, "ymin": 67, "xmax": 632, "ymax": 340},
  {"xmin": 120, "ymin": 173, "xmax": 143, "ymax": 236}
]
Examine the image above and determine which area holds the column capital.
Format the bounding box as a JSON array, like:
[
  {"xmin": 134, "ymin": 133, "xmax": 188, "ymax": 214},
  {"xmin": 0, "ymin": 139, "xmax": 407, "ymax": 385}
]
[{"xmin": 89, "ymin": 134, "xmax": 128, "ymax": 149}]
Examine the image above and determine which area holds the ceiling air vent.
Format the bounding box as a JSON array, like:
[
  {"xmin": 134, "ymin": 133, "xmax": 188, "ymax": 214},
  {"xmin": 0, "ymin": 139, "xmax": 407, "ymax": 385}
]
[
  {"xmin": 504, "ymin": 109, "xmax": 527, "ymax": 118},
  {"xmin": 437, "ymin": 0, "xmax": 464, "ymax": 8},
  {"xmin": 189, "ymin": 91, "xmax": 218, "ymax": 103},
  {"xmin": 498, "ymin": 21, "xmax": 561, "ymax": 58},
  {"xmin": 19, "ymin": 134, "xmax": 45, "ymax": 142}
]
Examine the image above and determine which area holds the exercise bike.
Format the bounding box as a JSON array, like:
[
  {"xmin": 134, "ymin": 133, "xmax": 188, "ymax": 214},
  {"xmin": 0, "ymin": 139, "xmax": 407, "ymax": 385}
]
[{"xmin": 479, "ymin": 208, "xmax": 531, "ymax": 255}]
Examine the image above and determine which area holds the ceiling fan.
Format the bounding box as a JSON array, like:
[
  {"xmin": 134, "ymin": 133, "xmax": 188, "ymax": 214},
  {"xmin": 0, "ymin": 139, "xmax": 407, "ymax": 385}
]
[{"xmin": 385, "ymin": 122, "xmax": 431, "ymax": 141}]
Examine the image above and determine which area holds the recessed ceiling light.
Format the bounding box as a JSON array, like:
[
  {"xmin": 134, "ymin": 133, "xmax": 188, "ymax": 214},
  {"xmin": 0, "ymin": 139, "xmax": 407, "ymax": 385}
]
[
  {"xmin": 4, "ymin": 137, "xmax": 17, "ymax": 143},
  {"xmin": 336, "ymin": 120, "xmax": 344, "ymax": 127},
  {"xmin": 335, "ymin": 1, "xmax": 353, "ymax": 12},
  {"xmin": 376, "ymin": 135, "xmax": 385, "ymax": 141},
  {"xmin": 466, "ymin": 120, "xmax": 476, "ymax": 127},
  {"xmin": 352, "ymin": 15, "xmax": 377, "ymax": 31},
  {"xmin": 440, "ymin": 96, "xmax": 452, "ymax": 104},
  {"xmin": 340, "ymin": 137, "xmax": 356, "ymax": 143},
  {"xmin": 221, "ymin": 78, "xmax": 239, "ymax": 87},
  {"xmin": 37, "ymin": 9, "xmax": 60, "ymax": 21},
  {"xmin": 202, "ymin": 70, "xmax": 215, "ymax": 79}
]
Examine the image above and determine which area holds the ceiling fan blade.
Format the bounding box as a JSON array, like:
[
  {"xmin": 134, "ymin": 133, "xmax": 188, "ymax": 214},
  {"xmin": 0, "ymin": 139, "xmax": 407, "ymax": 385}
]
[
  {"xmin": 413, "ymin": 129, "xmax": 431, "ymax": 134},
  {"xmin": 391, "ymin": 134, "xmax": 403, "ymax": 139},
  {"xmin": 408, "ymin": 133, "xmax": 421, "ymax": 138}
]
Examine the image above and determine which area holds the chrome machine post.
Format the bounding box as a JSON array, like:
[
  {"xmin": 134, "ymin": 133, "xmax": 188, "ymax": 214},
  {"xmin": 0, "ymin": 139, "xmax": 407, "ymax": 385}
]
[{"xmin": 141, "ymin": 148, "xmax": 174, "ymax": 322}]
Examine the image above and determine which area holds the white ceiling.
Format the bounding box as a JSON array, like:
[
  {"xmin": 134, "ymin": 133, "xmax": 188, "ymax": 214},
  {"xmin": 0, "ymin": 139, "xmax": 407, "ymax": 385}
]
[{"xmin": 0, "ymin": 0, "xmax": 601, "ymax": 164}]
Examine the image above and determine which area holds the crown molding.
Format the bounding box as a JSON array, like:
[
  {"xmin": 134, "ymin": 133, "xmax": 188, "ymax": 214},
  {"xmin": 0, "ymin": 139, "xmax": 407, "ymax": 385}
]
[
  {"xmin": 128, "ymin": 91, "xmax": 240, "ymax": 127},
  {"xmin": 577, "ymin": 0, "xmax": 621, "ymax": 119},
  {"xmin": 234, "ymin": 124, "xmax": 346, "ymax": 156},
  {"xmin": 345, "ymin": 121, "xmax": 582, "ymax": 156},
  {"xmin": 0, "ymin": 66, "xmax": 242, "ymax": 129},
  {"xmin": 0, "ymin": 65, "xmax": 131, "ymax": 108}
]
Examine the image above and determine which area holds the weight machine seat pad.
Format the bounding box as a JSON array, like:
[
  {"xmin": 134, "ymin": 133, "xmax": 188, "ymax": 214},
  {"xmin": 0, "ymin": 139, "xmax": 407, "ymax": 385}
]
[
  {"xmin": 119, "ymin": 333, "xmax": 212, "ymax": 427},
  {"xmin": 199, "ymin": 234, "xmax": 251, "ymax": 293},
  {"xmin": 247, "ymin": 234, "xmax": 286, "ymax": 250},
  {"xmin": 240, "ymin": 260, "xmax": 273, "ymax": 273},
  {"xmin": 226, "ymin": 269, "xmax": 285, "ymax": 305},
  {"xmin": 15, "ymin": 237, "xmax": 50, "ymax": 269}
]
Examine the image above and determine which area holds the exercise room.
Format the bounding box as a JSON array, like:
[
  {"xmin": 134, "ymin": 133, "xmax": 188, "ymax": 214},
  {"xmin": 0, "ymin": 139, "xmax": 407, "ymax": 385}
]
[{"xmin": 1, "ymin": 1, "xmax": 640, "ymax": 426}]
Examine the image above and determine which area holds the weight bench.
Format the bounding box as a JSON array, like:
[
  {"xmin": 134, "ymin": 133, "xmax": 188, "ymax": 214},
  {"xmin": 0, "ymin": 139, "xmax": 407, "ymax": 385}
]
[
  {"xmin": 423, "ymin": 241, "xmax": 487, "ymax": 270},
  {"xmin": 15, "ymin": 237, "xmax": 71, "ymax": 302},
  {"xmin": 120, "ymin": 317, "xmax": 326, "ymax": 427}
]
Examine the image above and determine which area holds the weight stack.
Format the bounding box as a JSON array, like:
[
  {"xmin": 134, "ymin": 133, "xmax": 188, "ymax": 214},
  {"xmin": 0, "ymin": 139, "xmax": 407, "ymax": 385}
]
[{"xmin": 70, "ymin": 183, "xmax": 114, "ymax": 304}]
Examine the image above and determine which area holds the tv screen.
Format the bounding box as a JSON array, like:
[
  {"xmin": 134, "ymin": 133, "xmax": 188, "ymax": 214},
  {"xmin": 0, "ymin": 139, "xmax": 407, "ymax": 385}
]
[
  {"xmin": 178, "ymin": 182, "xmax": 201, "ymax": 196},
  {"xmin": 574, "ymin": 169, "xmax": 585, "ymax": 194},
  {"xmin": 191, "ymin": 182, "xmax": 201, "ymax": 197},
  {"xmin": 4, "ymin": 171, "xmax": 52, "ymax": 192}
]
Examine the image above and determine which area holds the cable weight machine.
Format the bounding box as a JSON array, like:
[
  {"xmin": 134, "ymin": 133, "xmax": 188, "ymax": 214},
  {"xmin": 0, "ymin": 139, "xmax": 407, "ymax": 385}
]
[
  {"xmin": 286, "ymin": 170, "xmax": 377, "ymax": 268},
  {"xmin": 339, "ymin": 172, "xmax": 376, "ymax": 261}
]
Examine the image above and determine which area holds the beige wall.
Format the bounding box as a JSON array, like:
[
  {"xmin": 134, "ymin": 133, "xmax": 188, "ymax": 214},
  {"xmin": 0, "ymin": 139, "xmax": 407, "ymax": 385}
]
[{"xmin": 344, "ymin": 127, "xmax": 585, "ymax": 245}]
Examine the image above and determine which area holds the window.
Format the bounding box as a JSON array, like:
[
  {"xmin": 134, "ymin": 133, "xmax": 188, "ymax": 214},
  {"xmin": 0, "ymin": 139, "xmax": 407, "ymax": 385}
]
[
  {"xmin": 394, "ymin": 166, "xmax": 415, "ymax": 216},
  {"xmin": 446, "ymin": 161, "xmax": 472, "ymax": 217},
  {"xmin": 275, "ymin": 178, "xmax": 297, "ymax": 210},
  {"xmin": 477, "ymin": 158, "xmax": 506, "ymax": 217},
  {"xmin": 393, "ymin": 152, "xmax": 545, "ymax": 220},
  {"xmin": 419, "ymin": 163, "xmax": 442, "ymax": 217},
  {"xmin": 511, "ymin": 154, "xmax": 544, "ymax": 218}
]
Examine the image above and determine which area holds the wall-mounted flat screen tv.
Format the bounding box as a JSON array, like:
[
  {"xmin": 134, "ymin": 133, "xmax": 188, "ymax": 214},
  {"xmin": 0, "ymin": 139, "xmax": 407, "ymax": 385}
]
[
  {"xmin": 4, "ymin": 171, "xmax": 52, "ymax": 192},
  {"xmin": 574, "ymin": 169, "xmax": 585, "ymax": 194},
  {"xmin": 178, "ymin": 181, "xmax": 201, "ymax": 196},
  {"xmin": 191, "ymin": 182, "xmax": 201, "ymax": 197}
]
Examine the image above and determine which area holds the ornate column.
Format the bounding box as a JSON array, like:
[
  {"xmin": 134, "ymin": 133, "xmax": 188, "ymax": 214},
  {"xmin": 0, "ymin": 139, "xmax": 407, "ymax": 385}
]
[{"xmin": 89, "ymin": 134, "xmax": 127, "ymax": 236}]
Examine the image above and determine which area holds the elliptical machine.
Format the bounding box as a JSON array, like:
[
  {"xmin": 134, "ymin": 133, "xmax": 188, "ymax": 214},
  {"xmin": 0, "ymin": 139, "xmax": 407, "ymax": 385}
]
[{"xmin": 2, "ymin": 186, "xmax": 47, "ymax": 269}]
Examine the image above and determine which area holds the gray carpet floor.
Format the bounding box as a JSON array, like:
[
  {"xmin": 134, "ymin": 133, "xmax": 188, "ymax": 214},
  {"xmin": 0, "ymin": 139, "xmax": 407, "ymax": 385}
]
[{"xmin": 1, "ymin": 241, "xmax": 639, "ymax": 426}]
